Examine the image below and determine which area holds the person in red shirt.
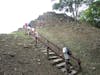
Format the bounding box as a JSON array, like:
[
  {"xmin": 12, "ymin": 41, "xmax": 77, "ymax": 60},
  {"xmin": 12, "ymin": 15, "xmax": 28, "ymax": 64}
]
[
  {"xmin": 23, "ymin": 23, "xmax": 28, "ymax": 35},
  {"xmin": 23, "ymin": 23, "xmax": 28, "ymax": 29}
]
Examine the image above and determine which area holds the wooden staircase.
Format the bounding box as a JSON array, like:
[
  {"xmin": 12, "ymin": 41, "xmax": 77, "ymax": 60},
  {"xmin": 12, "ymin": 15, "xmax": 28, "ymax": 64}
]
[
  {"xmin": 24, "ymin": 29, "xmax": 82, "ymax": 75},
  {"xmin": 41, "ymin": 48, "xmax": 78, "ymax": 75}
]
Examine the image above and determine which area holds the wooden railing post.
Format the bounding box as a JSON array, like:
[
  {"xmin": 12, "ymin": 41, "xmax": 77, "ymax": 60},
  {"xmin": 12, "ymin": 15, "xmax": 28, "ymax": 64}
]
[
  {"xmin": 35, "ymin": 37, "xmax": 38, "ymax": 47},
  {"xmin": 70, "ymin": 55, "xmax": 82, "ymax": 72},
  {"xmin": 78, "ymin": 59, "xmax": 82, "ymax": 71},
  {"xmin": 47, "ymin": 40, "xmax": 49, "ymax": 59},
  {"xmin": 36, "ymin": 33, "xmax": 82, "ymax": 73},
  {"xmin": 47, "ymin": 46, "xmax": 49, "ymax": 60}
]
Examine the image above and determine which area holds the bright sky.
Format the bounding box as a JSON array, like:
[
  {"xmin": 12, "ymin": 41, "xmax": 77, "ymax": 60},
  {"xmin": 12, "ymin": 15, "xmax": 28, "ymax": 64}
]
[
  {"xmin": 0, "ymin": 0, "xmax": 87, "ymax": 34},
  {"xmin": 0, "ymin": 0, "xmax": 53, "ymax": 34}
]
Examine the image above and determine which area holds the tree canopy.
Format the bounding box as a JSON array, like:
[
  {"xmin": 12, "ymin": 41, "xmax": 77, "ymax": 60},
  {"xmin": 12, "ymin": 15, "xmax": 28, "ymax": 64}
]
[
  {"xmin": 53, "ymin": 0, "xmax": 85, "ymax": 20},
  {"xmin": 52, "ymin": 0, "xmax": 100, "ymax": 28},
  {"xmin": 80, "ymin": 0, "xmax": 100, "ymax": 28}
]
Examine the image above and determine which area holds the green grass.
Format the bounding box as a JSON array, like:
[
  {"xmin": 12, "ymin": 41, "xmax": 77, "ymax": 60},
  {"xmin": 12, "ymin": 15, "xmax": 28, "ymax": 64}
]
[
  {"xmin": 37, "ymin": 23, "xmax": 100, "ymax": 75},
  {"xmin": 11, "ymin": 30, "xmax": 34, "ymax": 42},
  {"xmin": 11, "ymin": 31, "xmax": 26, "ymax": 37}
]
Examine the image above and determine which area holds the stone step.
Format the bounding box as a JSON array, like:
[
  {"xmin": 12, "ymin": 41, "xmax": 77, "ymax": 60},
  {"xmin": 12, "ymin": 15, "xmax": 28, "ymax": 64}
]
[
  {"xmin": 60, "ymin": 68, "xmax": 77, "ymax": 75},
  {"xmin": 39, "ymin": 44, "xmax": 78, "ymax": 75},
  {"xmin": 4, "ymin": 71, "xmax": 22, "ymax": 75},
  {"xmin": 22, "ymin": 71, "xmax": 34, "ymax": 75},
  {"xmin": 56, "ymin": 62, "xmax": 65, "ymax": 69},
  {"xmin": 60, "ymin": 67, "xmax": 66, "ymax": 73},
  {"xmin": 44, "ymin": 52, "xmax": 47, "ymax": 55},
  {"xmin": 70, "ymin": 66, "xmax": 74, "ymax": 70},
  {"xmin": 41, "ymin": 49, "xmax": 54, "ymax": 53},
  {"xmin": 49, "ymin": 51, "xmax": 55, "ymax": 55},
  {"xmin": 0, "ymin": 71, "xmax": 4, "ymax": 75},
  {"xmin": 44, "ymin": 51, "xmax": 55, "ymax": 56},
  {"xmin": 40, "ymin": 47, "xmax": 46, "ymax": 50},
  {"xmin": 41, "ymin": 50, "xmax": 47, "ymax": 53},
  {"xmin": 52, "ymin": 58, "xmax": 64, "ymax": 65},
  {"xmin": 70, "ymin": 70, "xmax": 77, "ymax": 75},
  {"xmin": 49, "ymin": 56, "xmax": 58, "ymax": 60}
]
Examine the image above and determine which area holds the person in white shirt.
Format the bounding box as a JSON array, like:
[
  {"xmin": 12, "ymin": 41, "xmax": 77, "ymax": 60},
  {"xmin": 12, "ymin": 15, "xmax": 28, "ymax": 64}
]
[
  {"xmin": 34, "ymin": 31, "xmax": 39, "ymax": 46},
  {"xmin": 30, "ymin": 28, "xmax": 38, "ymax": 38},
  {"xmin": 63, "ymin": 47, "xmax": 72, "ymax": 73},
  {"xmin": 23, "ymin": 23, "xmax": 28, "ymax": 35},
  {"xmin": 30, "ymin": 28, "xmax": 35, "ymax": 36},
  {"xmin": 27, "ymin": 26, "xmax": 31, "ymax": 35},
  {"xmin": 30, "ymin": 28, "xmax": 39, "ymax": 46}
]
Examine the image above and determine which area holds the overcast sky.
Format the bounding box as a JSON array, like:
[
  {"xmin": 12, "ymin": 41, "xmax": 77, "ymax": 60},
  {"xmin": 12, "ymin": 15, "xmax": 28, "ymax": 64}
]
[
  {"xmin": 0, "ymin": 0, "xmax": 87, "ymax": 34},
  {"xmin": 0, "ymin": 0, "xmax": 54, "ymax": 33}
]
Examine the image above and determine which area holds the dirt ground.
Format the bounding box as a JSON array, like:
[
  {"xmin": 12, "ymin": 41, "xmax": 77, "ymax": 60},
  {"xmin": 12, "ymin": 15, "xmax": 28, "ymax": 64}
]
[{"xmin": 0, "ymin": 34, "xmax": 64, "ymax": 75}]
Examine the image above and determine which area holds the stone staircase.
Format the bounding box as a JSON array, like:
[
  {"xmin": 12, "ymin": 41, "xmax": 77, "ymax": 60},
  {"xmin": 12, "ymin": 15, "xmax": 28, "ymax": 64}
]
[{"xmin": 41, "ymin": 48, "xmax": 78, "ymax": 75}]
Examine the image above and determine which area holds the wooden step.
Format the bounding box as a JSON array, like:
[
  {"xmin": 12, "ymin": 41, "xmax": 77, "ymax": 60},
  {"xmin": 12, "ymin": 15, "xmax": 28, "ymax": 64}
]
[
  {"xmin": 49, "ymin": 52, "xmax": 55, "ymax": 55},
  {"xmin": 44, "ymin": 51, "xmax": 55, "ymax": 55},
  {"xmin": 60, "ymin": 67, "xmax": 66, "ymax": 73},
  {"xmin": 70, "ymin": 70, "xmax": 77, "ymax": 75},
  {"xmin": 0, "ymin": 71, "xmax": 4, "ymax": 75},
  {"xmin": 52, "ymin": 58, "xmax": 64, "ymax": 65},
  {"xmin": 39, "ymin": 43, "xmax": 78, "ymax": 75},
  {"xmin": 41, "ymin": 49, "xmax": 53, "ymax": 53},
  {"xmin": 44, "ymin": 52, "xmax": 47, "ymax": 55},
  {"xmin": 49, "ymin": 56, "xmax": 58, "ymax": 60},
  {"xmin": 60, "ymin": 68, "xmax": 77, "ymax": 75},
  {"xmin": 56, "ymin": 62, "xmax": 65, "ymax": 69},
  {"xmin": 41, "ymin": 49, "xmax": 47, "ymax": 53},
  {"xmin": 4, "ymin": 71, "xmax": 22, "ymax": 75},
  {"xmin": 22, "ymin": 71, "xmax": 34, "ymax": 75},
  {"xmin": 40, "ymin": 47, "xmax": 46, "ymax": 50},
  {"xmin": 60, "ymin": 67, "xmax": 77, "ymax": 75}
]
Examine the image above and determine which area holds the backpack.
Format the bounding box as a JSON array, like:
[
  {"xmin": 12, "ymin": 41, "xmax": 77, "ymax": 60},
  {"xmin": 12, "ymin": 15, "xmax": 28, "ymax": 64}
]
[{"xmin": 67, "ymin": 48, "xmax": 72, "ymax": 55}]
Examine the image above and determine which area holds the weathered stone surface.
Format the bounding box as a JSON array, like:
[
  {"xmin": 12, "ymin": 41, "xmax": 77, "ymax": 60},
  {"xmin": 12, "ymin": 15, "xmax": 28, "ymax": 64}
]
[{"xmin": 17, "ymin": 43, "xmax": 23, "ymax": 46}]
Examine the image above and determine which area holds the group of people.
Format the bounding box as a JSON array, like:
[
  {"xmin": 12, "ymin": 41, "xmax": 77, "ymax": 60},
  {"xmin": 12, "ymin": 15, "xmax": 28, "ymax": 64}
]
[
  {"xmin": 23, "ymin": 23, "xmax": 38, "ymax": 37},
  {"xmin": 23, "ymin": 23, "xmax": 80, "ymax": 74},
  {"xmin": 23, "ymin": 23, "xmax": 39, "ymax": 46}
]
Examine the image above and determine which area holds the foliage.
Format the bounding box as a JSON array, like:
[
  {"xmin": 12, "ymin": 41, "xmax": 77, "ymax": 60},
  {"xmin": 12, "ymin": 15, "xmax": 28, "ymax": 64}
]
[
  {"xmin": 80, "ymin": 0, "xmax": 100, "ymax": 28},
  {"xmin": 37, "ymin": 21, "xmax": 100, "ymax": 75},
  {"xmin": 53, "ymin": 0, "xmax": 84, "ymax": 20}
]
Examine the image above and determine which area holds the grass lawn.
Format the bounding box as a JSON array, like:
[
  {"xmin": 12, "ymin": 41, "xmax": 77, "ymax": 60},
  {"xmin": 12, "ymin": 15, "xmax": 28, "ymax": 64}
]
[{"xmin": 37, "ymin": 22, "xmax": 100, "ymax": 75}]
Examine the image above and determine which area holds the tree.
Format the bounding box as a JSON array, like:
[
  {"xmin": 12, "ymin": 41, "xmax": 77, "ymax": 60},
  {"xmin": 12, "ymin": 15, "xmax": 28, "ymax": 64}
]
[
  {"xmin": 52, "ymin": 0, "xmax": 84, "ymax": 21},
  {"xmin": 80, "ymin": 0, "xmax": 100, "ymax": 28}
]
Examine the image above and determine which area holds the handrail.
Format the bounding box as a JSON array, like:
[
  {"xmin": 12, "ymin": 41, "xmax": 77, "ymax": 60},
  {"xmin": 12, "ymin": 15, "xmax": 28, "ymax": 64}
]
[
  {"xmin": 27, "ymin": 30, "xmax": 82, "ymax": 72},
  {"xmin": 23, "ymin": 26, "xmax": 82, "ymax": 73},
  {"xmin": 39, "ymin": 33, "xmax": 61, "ymax": 50},
  {"xmin": 37, "ymin": 33, "xmax": 81, "ymax": 71}
]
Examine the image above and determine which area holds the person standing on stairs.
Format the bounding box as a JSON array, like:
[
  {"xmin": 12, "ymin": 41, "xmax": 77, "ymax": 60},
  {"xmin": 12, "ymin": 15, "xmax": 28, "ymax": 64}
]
[
  {"xmin": 34, "ymin": 29, "xmax": 39, "ymax": 46},
  {"xmin": 23, "ymin": 23, "xmax": 28, "ymax": 35},
  {"xmin": 63, "ymin": 47, "xmax": 72, "ymax": 73}
]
